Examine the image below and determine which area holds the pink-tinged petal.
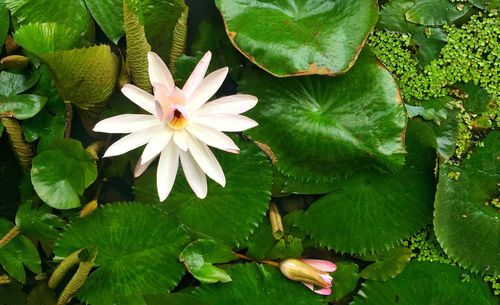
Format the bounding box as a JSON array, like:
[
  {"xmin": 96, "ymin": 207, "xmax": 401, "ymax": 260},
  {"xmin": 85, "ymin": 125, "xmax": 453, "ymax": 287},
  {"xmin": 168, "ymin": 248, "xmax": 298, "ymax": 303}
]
[
  {"xmin": 300, "ymin": 259, "xmax": 337, "ymax": 272},
  {"xmin": 102, "ymin": 125, "xmax": 163, "ymax": 158},
  {"xmin": 179, "ymin": 150, "xmax": 208, "ymax": 199},
  {"xmin": 187, "ymin": 136, "xmax": 225, "ymax": 187},
  {"xmin": 192, "ymin": 114, "xmax": 258, "ymax": 132},
  {"xmin": 197, "ymin": 94, "xmax": 258, "ymax": 115},
  {"xmin": 134, "ymin": 157, "xmax": 154, "ymax": 177},
  {"xmin": 182, "ymin": 51, "xmax": 212, "ymax": 99},
  {"xmin": 186, "ymin": 123, "xmax": 239, "ymax": 153},
  {"xmin": 148, "ymin": 52, "xmax": 175, "ymax": 92},
  {"xmin": 121, "ymin": 84, "xmax": 156, "ymax": 114},
  {"xmin": 140, "ymin": 128, "xmax": 173, "ymax": 164},
  {"xmin": 93, "ymin": 114, "xmax": 160, "ymax": 134},
  {"xmin": 173, "ymin": 129, "xmax": 189, "ymax": 151},
  {"xmin": 187, "ymin": 67, "xmax": 229, "ymax": 111},
  {"xmin": 157, "ymin": 141, "xmax": 179, "ymax": 201},
  {"xmin": 302, "ymin": 283, "xmax": 332, "ymax": 295},
  {"xmin": 319, "ymin": 274, "xmax": 333, "ymax": 286}
]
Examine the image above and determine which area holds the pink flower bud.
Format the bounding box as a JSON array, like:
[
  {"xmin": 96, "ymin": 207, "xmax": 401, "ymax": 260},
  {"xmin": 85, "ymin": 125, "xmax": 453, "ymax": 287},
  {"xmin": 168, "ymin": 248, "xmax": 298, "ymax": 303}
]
[{"xmin": 279, "ymin": 258, "xmax": 336, "ymax": 295}]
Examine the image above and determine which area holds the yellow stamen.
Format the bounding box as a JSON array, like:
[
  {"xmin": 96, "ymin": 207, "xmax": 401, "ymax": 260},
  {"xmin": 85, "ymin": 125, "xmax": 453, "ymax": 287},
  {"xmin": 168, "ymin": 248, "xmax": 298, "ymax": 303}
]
[{"xmin": 168, "ymin": 109, "xmax": 188, "ymax": 129}]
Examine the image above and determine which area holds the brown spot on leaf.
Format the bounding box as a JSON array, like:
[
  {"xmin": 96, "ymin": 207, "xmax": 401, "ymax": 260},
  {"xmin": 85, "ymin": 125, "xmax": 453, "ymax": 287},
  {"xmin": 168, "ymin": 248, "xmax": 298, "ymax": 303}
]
[{"xmin": 254, "ymin": 141, "xmax": 278, "ymax": 164}]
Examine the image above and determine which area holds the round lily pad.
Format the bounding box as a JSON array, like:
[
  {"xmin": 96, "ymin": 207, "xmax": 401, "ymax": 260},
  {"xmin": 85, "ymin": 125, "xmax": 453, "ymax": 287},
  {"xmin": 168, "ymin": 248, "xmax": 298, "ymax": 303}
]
[
  {"xmin": 434, "ymin": 131, "xmax": 500, "ymax": 276},
  {"xmin": 295, "ymin": 120, "xmax": 436, "ymax": 254},
  {"xmin": 241, "ymin": 49, "xmax": 406, "ymax": 182},
  {"xmin": 352, "ymin": 261, "xmax": 493, "ymax": 305},
  {"xmin": 215, "ymin": 0, "xmax": 378, "ymax": 77},
  {"xmin": 55, "ymin": 203, "xmax": 190, "ymax": 305}
]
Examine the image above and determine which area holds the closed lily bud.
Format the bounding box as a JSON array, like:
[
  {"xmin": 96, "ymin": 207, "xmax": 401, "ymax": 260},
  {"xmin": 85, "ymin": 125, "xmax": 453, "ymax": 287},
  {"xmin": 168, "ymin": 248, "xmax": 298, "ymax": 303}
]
[{"xmin": 279, "ymin": 258, "xmax": 336, "ymax": 295}]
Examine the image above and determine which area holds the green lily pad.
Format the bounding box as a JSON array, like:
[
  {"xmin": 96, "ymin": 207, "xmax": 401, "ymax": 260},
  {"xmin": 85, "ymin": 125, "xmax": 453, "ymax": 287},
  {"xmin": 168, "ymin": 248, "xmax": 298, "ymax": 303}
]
[
  {"xmin": 405, "ymin": 0, "xmax": 472, "ymax": 26},
  {"xmin": 358, "ymin": 247, "xmax": 412, "ymax": 281},
  {"xmin": 434, "ymin": 131, "xmax": 500, "ymax": 276},
  {"xmin": 242, "ymin": 49, "xmax": 406, "ymax": 182},
  {"xmin": 14, "ymin": 22, "xmax": 83, "ymax": 55},
  {"xmin": 0, "ymin": 218, "xmax": 41, "ymax": 283},
  {"xmin": 179, "ymin": 239, "xmax": 237, "ymax": 284},
  {"xmin": 84, "ymin": 0, "xmax": 124, "ymax": 43},
  {"xmin": 351, "ymin": 262, "xmax": 493, "ymax": 305},
  {"xmin": 193, "ymin": 263, "xmax": 324, "ymax": 305},
  {"xmin": 295, "ymin": 120, "xmax": 436, "ymax": 254},
  {"xmin": 31, "ymin": 139, "xmax": 97, "ymax": 209},
  {"xmin": 215, "ymin": 0, "xmax": 378, "ymax": 77},
  {"xmin": 54, "ymin": 203, "xmax": 190, "ymax": 305},
  {"xmin": 328, "ymin": 261, "xmax": 360, "ymax": 302},
  {"xmin": 0, "ymin": 95, "xmax": 47, "ymax": 120},
  {"xmin": 0, "ymin": 70, "xmax": 40, "ymax": 97},
  {"xmin": 4, "ymin": 0, "xmax": 92, "ymax": 37},
  {"xmin": 135, "ymin": 138, "xmax": 272, "ymax": 246}
]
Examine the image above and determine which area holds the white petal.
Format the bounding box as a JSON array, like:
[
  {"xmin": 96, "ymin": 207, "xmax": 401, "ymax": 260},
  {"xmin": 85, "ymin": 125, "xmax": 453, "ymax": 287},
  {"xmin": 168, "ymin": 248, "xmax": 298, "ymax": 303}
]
[
  {"xmin": 187, "ymin": 67, "xmax": 228, "ymax": 111},
  {"xmin": 134, "ymin": 157, "xmax": 154, "ymax": 177},
  {"xmin": 121, "ymin": 84, "xmax": 156, "ymax": 114},
  {"xmin": 157, "ymin": 141, "xmax": 179, "ymax": 201},
  {"xmin": 140, "ymin": 128, "xmax": 173, "ymax": 164},
  {"xmin": 93, "ymin": 114, "xmax": 160, "ymax": 134},
  {"xmin": 148, "ymin": 52, "xmax": 174, "ymax": 92},
  {"xmin": 186, "ymin": 123, "xmax": 239, "ymax": 153},
  {"xmin": 197, "ymin": 94, "xmax": 258, "ymax": 115},
  {"xmin": 187, "ymin": 136, "xmax": 225, "ymax": 187},
  {"xmin": 103, "ymin": 125, "xmax": 164, "ymax": 158},
  {"xmin": 179, "ymin": 150, "xmax": 207, "ymax": 199},
  {"xmin": 192, "ymin": 114, "xmax": 258, "ymax": 132},
  {"xmin": 182, "ymin": 51, "xmax": 212, "ymax": 99},
  {"xmin": 173, "ymin": 129, "xmax": 189, "ymax": 151}
]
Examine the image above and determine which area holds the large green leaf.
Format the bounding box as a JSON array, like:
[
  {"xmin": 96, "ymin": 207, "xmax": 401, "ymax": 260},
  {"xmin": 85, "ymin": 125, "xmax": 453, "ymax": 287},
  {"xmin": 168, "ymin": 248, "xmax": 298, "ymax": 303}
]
[
  {"xmin": 405, "ymin": 0, "xmax": 472, "ymax": 26},
  {"xmin": 40, "ymin": 45, "xmax": 119, "ymax": 113},
  {"xmin": 215, "ymin": 0, "xmax": 378, "ymax": 77},
  {"xmin": 0, "ymin": 218, "xmax": 41, "ymax": 283},
  {"xmin": 4, "ymin": 0, "xmax": 92, "ymax": 36},
  {"xmin": 84, "ymin": 0, "xmax": 124, "ymax": 43},
  {"xmin": 295, "ymin": 120, "xmax": 436, "ymax": 254},
  {"xmin": 54, "ymin": 203, "xmax": 190, "ymax": 305},
  {"xmin": 193, "ymin": 263, "xmax": 324, "ymax": 305},
  {"xmin": 179, "ymin": 239, "xmax": 237, "ymax": 284},
  {"xmin": 135, "ymin": 138, "xmax": 272, "ymax": 246},
  {"xmin": 0, "ymin": 95, "xmax": 47, "ymax": 120},
  {"xmin": 242, "ymin": 49, "xmax": 406, "ymax": 182},
  {"xmin": 14, "ymin": 22, "xmax": 83, "ymax": 55},
  {"xmin": 434, "ymin": 131, "xmax": 500, "ymax": 275},
  {"xmin": 31, "ymin": 139, "xmax": 97, "ymax": 209},
  {"xmin": 351, "ymin": 262, "xmax": 493, "ymax": 305}
]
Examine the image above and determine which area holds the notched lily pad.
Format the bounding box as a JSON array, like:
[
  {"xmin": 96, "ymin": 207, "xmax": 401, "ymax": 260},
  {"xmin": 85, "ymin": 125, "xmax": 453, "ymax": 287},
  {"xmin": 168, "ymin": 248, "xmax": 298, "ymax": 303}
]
[
  {"xmin": 215, "ymin": 0, "xmax": 378, "ymax": 76},
  {"xmin": 242, "ymin": 49, "xmax": 406, "ymax": 182},
  {"xmin": 434, "ymin": 131, "xmax": 500, "ymax": 276},
  {"xmin": 358, "ymin": 247, "xmax": 412, "ymax": 281},
  {"xmin": 405, "ymin": 0, "xmax": 472, "ymax": 26}
]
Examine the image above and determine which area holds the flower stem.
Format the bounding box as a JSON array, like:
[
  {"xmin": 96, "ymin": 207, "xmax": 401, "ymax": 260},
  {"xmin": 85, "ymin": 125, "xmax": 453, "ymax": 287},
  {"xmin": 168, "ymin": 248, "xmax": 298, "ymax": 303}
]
[
  {"xmin": 0, "ymin": 225, "xmax": 20, "ymax": 249},
  {"xmin": 234, "ymin": 253, "xmax": 280, "ymax": 268}
]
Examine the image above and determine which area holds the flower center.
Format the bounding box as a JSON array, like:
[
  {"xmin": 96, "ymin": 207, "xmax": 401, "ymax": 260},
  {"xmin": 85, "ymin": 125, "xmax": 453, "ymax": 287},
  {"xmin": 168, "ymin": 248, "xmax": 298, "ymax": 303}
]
[{"xmin": 168, "ymin": 109, "xmax": 187, "ymax": 129}]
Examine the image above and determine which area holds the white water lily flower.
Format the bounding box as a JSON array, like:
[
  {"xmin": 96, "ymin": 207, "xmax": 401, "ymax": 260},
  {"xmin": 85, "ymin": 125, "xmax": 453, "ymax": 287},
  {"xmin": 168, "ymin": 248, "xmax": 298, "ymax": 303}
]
[{"xmin": 93, "ymin": 51, "xmax": 258, "ymax": 200}]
